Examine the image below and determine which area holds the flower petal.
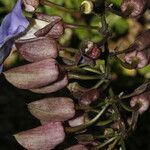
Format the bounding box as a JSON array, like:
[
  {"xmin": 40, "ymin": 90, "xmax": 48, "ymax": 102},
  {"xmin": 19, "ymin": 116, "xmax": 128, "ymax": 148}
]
[
  {"xmin": 0, "ymin": 0, "xmax": 29, "ymax": 71},
  {"xmin": 16, "ymin": 37, "xmax": 58, "ymax": 62},
  {"xmin": 0, "ymin": 0, "xmax": 29, "ymax": 46}
]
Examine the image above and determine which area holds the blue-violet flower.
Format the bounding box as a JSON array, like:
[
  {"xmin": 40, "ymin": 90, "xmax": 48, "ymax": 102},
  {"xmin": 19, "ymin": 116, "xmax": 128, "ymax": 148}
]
[{"xmin": 0, "ymin": 0, "xmax": 29, "ymax": 73}]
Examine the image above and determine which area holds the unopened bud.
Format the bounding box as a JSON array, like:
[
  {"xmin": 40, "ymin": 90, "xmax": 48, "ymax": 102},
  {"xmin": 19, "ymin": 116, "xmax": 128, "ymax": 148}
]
[
  {"xmin": 110, "ymin": 121, "xmax": 125, "ymax": 131},
  {"xmin": 67, "ymin": 82, "xmax": 87, "ymax": 93},
  {"xmin": 121, "ymin": 0, "xmax": 147, "ymax": 18},
  {"xmin": 14, "ymin": 122, "xmax": 65, "ymax": 150},
  {"xmin": 15, "ymin": 37, "xmax": 58, "ymax": 62},
  {"xmin": 22, "ymin": 0, "xmax": 39, "ymax": 12},
  {"xmin": 4, "ymin": 59, "xmax": 59, "ymax": 89},
  {"xmin": 130, "ymin": 91, "xmax": 150, "ymax": 114},
  {"xmin": 104, "ymin": 128, "xmax": 114, "ymax": 136},
  {"xmin": 80, "ymin": 0, "xmax": 94, "ymax": 14},
  {"xmin": 28, "ymin": 97, "xmax": 75, "ymax": 122},
  {"xmin": 80, "ymin": 89, "xmax": 100, "ymax": 105}
]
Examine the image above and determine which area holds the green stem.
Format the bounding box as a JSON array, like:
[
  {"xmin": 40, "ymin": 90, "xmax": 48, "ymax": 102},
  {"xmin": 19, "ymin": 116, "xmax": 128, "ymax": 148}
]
[
  {"xmin": 109, "ymin": 88, "xmax": 126, "ymax": 135},
  {"xmin": 68, "ymin": 73, "xmax": 104, "ymax": 80},
  {"xmin": 64, "ymin": 23, "xmax": 99, "ymax": 31},
  {"xmin": 82, "ymin": 66, "xmax": 101, "ymax": 74},
  {"xmin": 65, "ymin": 103, "xmax": 109, "ymax": 133},
  {"xmin": 108, "ymin": 138, "xmax": 120, "ymax": 150},
  {"xmin": 60, "ymin": 47, "xmax": 78, "ymax": 53},
  {"xmin": 92, "ymin": 79, "xmax": 106, "ymax": 89},
  {"xmin": 95, "ymin": 119, "xmax": 113, "ymax": 126},
  {"xmin": 92, "ymin": 137, "xmax": 116, "ymax": 149},
  {"xmin": 120, "ymin": 137, "xmax": 126, "ymax": 150},
  {"xmin": 119, "ymin": 102, "xmax": 134, "ymax": 112},
  {"xmin": 40, "ymin": 0, "xmax": 79, "ymax": 14},
  {"xmin": 101, "ymin": 14, "xmax": 108, "ymax": 33},
  {"xmin": 75, "ymin": 105, "xmax": 100, "ymax": 113}
]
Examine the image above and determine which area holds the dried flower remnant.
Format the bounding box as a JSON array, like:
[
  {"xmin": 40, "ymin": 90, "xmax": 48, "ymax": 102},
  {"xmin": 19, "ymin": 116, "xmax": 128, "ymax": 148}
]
[
  {"xmin": 28, "ymin": 97, "xmax": 75, "ymax": 122},
  {"xmin": 130, "ymin": 91, "xmax": 150, "ymax": 114},
  {"xmin": 4, "ymin": 59, "xmax": 59, "ymax": 89},
  {"xmin": 15, "ymin": 37, "xmax": 58, "ymax": 62},
  {"xmin": 14, "ymin": 122, "xmax": 65, "ymax": 150},
  {"xmin": 81, "ymin": 41, "xmax": 101, "ymax": 60},
  {"xmin": 22, "ymin": 0, "xmax": 39, "ymax": 12},
  {"xmin": 121, "ymin": 0, "xmax": 147, "ymax": 18},
  {"xmin": 0, "ymin": 0, "xmax": 29, "ymax": 72}
]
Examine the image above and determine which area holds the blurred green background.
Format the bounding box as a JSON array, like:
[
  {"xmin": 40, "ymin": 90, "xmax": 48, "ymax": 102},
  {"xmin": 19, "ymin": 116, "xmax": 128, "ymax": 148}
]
[{"xmin": 0, "ymin": 0, "xmax": 150, "ymax": 149}]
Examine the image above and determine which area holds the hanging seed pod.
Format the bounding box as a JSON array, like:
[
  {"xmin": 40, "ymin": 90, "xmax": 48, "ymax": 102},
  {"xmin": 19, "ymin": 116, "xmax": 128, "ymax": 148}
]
[
  {"xmin": 4, "ymin": 59, "xmax": 59, "ymax": 89},
  {"xmin": 15, "ymin": 37, "xmax": 58, "ymax": 62},
  {"xmin": 28, "ymin": 97, "xmax": 75, "ymax": 122},
  {"xmin": 79, "ymin": 89, "xmax": 100, "ymax": 105},
  {"xmin": 121, "ymin": 0, "xmax": 147, "ymax": 18},
  {"xmin": 81, "ymin": 41, "xmax": 101, "ymax": 60},
  {"xmin": 22, "ymin": 0, "xmax": 39, "ymax": 12},
  {"xmin": 30, "ymin": 75, "xmax": 68, "ymax": 94},
  {"xmin": 34, "ymin": 17, "xmax": 64, "ymax": 38},
  {"xmin": 14, "ymin": 122, "xmax": 65, "ymax": 150},
  {"xmin": 80, "ymin": 0, "xmax": 94, "ymax": 14}
]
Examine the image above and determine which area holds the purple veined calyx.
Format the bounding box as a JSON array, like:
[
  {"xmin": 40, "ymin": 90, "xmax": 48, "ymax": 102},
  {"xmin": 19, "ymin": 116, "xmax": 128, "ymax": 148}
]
[
  {"xmin": 28, "ymin": 97, "xmax": 75, "ymax": 122},
  {"xmin": 14, "ymin": 122, "xmax": 65, "ymax": 150},
  {"xmin": 0, "ymin": 0, "xmax": 29, "ymax": 73},
  {"xmin": 15, "ymin": 37, "xmax": 59, "ymax": 62},
  {"xmin": 4, "ymin": 59, "xmax": 59, "ymax": 89},
  {"xmin": 19, "ymin": 19, "xmax": 49, "ymax": 40}
]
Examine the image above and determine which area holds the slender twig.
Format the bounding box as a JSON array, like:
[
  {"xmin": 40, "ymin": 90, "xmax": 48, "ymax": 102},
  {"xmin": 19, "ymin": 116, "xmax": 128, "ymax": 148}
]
[
  {"xmin": 65, "ymin": 103, "xmax": 109, "ymax": 133},
  {"xmin": 92, "ymin": 137, "xmax": 116, "ymax": 149},
  {"xmin": 64, "ymin": 23, "xmax": 100, "ymax": 31},
  {"xmin": 68, "ymin": 73, "xmax": 105, "ymax": 80},
  {"xmin": 40, "ymin": 0, "xmax": 79, "ymax": 14}
]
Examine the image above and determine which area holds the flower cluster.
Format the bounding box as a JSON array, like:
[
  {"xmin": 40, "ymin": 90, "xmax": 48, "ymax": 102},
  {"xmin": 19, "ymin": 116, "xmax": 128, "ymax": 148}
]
[{"xmin": 0, "ymin": 0, "xmax": 150, "ymax": 149}]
